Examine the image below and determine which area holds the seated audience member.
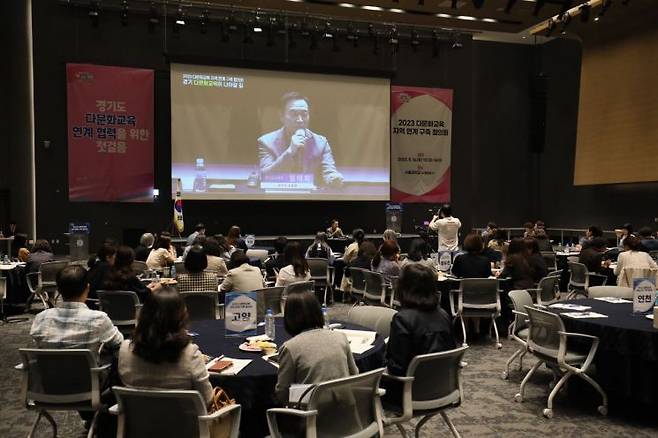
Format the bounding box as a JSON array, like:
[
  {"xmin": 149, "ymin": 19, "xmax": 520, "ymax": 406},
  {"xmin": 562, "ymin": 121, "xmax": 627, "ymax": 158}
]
[
  {"xmin": 134, "ymin": 233, "xmax": 155, "ymax": 262},
  {"xmin": 264, "ymin": 236, "xmax": 288, "ymax": 279},
  {"xmin": 275, "ymin": 290, "xmax": 357, "ymax": 403},
  {"xmin": 214, "ymin": 234, "xmax": 233, "ymax": 262},
  {"xmin": 183, "ymin": 234, "xmax": 207, "ymax": 259},
  {"xmin": 88, "ymin": 242, "xmax": 118, "ymax": 298},
  {"xmin": 202, "ymin": 237, "xmax": 229, "ymax": 275},
  {"xmin": 276, "ymin": 242, "xmax": 311, "ymax": 288},
  {"xmin": 487, "ymin": 229, "xmax": 508, "ymax": 253},
  {"xmin": 343, "ymin": 240, "xmax": 378, "ymax": 292},
  {"xmin": 481, "ymin": 222, "xmax": 498, "ymax": 242},
  {"xmin": 580, "ymin": 226, "xmax": 603, "ymax": 250},
  {"xmin": 326, "ymin": 219, "xmax": 344, "ymax": 238},
  {"xmin": 386, "ymin": 264, "xmax": 456, "ymax": 377},
  {"xmin": 18, "ymin": 247, "xmax": 30, "ymax": 263},
  {"xmin": 305, "ymin": 231, "xmax": 335, "ymax": 263},
  {"xmin": 343, "ymin": 229, "xmax": 365, "ymax": 265},
  {"xmin": 146, "ymin": 234, "xmax": 176, "ymax": 271},
  {"xmin": 220, "ymin": 250, "xmax": 265, "ymax": 293},
  {"xmin": 499, "ymin": 238, "xmax": 535, "ymax": 289},
  {"xmin": 579, "ymin": 237, "xmax": 616, "ymax": 285},
  {"xmin": 614, "ymin": 235, "xmax": 658, "ymax": 285},
  {"xmin": 383, "ymin": 229, "xmax": 399, "ymax": 246},
  {"xmin": 401, "ymin": 238, "xmax": 437, "ymax": 275},
  {"xmin": 25, "ymin": 239, "xmax": 54, "ymax": 273},
  {"xmin": 118, "ymin": 288, "xmax": 213, "ymax": 406},
  {"xmin": 227, "ymin": 225, "xmax": 248, "ymax": 252},
  {"xmin": 639, "ymin": 227, "xmax": 658, "ymax": 252},
  {"xmin": 30, "ymin": 265, "xmax": 123, "ymax": 363},
  {"xmin": 525, "ymin": 238, "xmax": 548, "ymax": 283},
  {"xmin": 523, "ymin": 222, "xmax": 535, "ymax": 239},
  {"xmin": 372, "ymin": 240, "xmax": 401, "ymax": 282},
  {"xmin": 102, "ymin": 246, "xmax": 157, "ymax": 301},
  {"xmin": 617, "ymin": 223, "xmax": 633, "ymax": 248},
  {"xmin": 452, "ymin": 234, "xmax": 492, "ymax": 279},
  {"xmin": 186, "ymin": 223, "xmax": 206, "ymax": 247},
  {"xmin": 176, "ymin": 246, "xmax": 219, "ymax": 293},
  {"xmin": 534, "ymin": 229, "xmax": 553, "ymax": 252},
  {"xmin": 534, "ymin": 220, "xmax": 545, "ymax": 233}
]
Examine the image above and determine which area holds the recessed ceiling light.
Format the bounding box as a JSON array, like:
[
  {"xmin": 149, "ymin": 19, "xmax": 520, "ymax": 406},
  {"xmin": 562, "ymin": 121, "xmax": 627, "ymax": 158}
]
[
  {"xmin": 456, "ymin": 15, "xmax": 477, "ymax": 21},
  {"xmin": 339, "ymin": 2, "xmax": 356, "ymax": 7},
  {"xmin": 436, "ymin": 13, "xmax": 452, "ymax": 18},
  {"xmin": 362, "ymin": 5, "xmax": 384, "ymax": 11},
  {"xmin": 389, "ymin": 8, "xmax": 405, "ymax": 13},
  {"xmin": 482, "ymin": 18, "xmax": 497, "ymax": 22},
  {"xmin": 254, "ymin": 27, "xmax": 263, "ymax": 32}
]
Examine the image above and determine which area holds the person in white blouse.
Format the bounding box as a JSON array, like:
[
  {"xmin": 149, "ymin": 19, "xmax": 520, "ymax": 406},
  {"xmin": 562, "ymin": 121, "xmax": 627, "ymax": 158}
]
[
  {"xmin": 276, "ymin": 242, "xmax": 311, "ymax": 288},
  {"xmin": 429, "ymin": 204, "xmax": 462, "ymax": 251},
  {"xmin": 613, "ymin": 235, "xmax": 658, "ymax": 286}
]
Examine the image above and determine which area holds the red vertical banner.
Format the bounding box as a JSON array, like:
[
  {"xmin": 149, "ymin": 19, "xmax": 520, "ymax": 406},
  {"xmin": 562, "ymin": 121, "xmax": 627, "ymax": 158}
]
[
  {"xmin": 390, "ymin": 86, "xmax": 453, "ymax": 203},
  {"xmin": 67, "ymin": 63, "xmax": 154, "ymax": 202}
]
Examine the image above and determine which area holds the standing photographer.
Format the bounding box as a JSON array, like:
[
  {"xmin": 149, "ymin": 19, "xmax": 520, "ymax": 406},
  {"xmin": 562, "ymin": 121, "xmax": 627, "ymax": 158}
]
[{"xmin": 429, "ymin": 204, "xmax": 461, "ymax": 251}]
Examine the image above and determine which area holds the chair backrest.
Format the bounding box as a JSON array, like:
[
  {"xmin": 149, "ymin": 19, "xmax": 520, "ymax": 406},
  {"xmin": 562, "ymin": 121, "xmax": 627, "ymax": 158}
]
[
  {"xmin": 19, "ymin": 348, "xmax": 99, "ymax": 408},
  {"xmin": 253, "ymin": 286, "xmax": 285, "ymax": 320},
  {"xmin": 588, "ymin": 286, "xmax": 633, "ymax": 299},
  {"xmin": 407, "ymin": 346, "xmax": 468, "ymax": 411},
  {"xmin": 524, "ymin": 305, "xmax": 565, "ymax": 360},
  {"xmin": 540, "ymin": 251, "xmax": 557, "ymax": 271},
  {"xmin": 131, "ymin": 261, "xmax": 148, "ymax": 275},
  {"xmin": 618, "ymin": 267, "xmax": 658, "ymax": 288},
  {"xmin": 113, "ymin": 387, "xmax": 240, "ymax": 438},
  {"xmin": 508, "ymin": 290, "xmax": 534, "ymax": 334},
  {"xmin": 459, "ymin": 278, "xmax": 499, "ymax": 309},
  {"xmin": 174, "ymin": 261, "xmax": 187, "ymax": 275},
  {"xmin": 348, "ymin": 267, "xmax": 367, "ymax": 295},
  {"xmin": 307, "ymin": 368, "xmax": 384, "ymax": 438},
  {"xmin": 39, "ymin": 260, "xmax": 69, "ymax": 284},
  {"xmin": 282, "ymin": 280, "xmax": 314, "ymax": 298},
  {"xmin": 363, "ymin": 270, "xmax": 386, "ymax": 302},
  {"xmin": 179, "ymin": 292, "xmax": 218, "ymax": 321},
  {"xmin": 97, "ymin": 290, "xmax": 140, "ymax": 325},
  {"xmin": 566, "ymin": 256, "xmax": 580, "ymax": 264},
  {"xmin": 390, "ymin": 276, "xmax": 400, "ymax": 307},
  {"xmin": 246, "ymin": 249, "xmax": 269, "ymax": 263},
  {"xmin": 346, "ymin": 305, "xmax": 397, "ymax": 338},
  {"xmin": 568, "ymin": 262, "xmax": 589, "ymax": 288},
  {"xmin": 536, "ymin": 275, "xmax": 560, "ymax": 305},
  {"xmin": 306, "ymin": 258, "xmax": 329, "ymax": 280}
]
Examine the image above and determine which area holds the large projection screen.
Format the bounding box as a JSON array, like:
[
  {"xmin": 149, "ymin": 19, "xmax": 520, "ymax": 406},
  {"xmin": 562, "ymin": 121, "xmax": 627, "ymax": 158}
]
[{"xmin": 171, "ymin": 64, "xmax": 390, "ymax": 200}]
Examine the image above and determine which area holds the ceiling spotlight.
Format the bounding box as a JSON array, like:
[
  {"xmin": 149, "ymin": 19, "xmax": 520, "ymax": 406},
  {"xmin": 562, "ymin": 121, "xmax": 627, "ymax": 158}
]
[
  {"xmin": 504, "ymin": 0, "xmax": 517, "ymax": 14},
  {"xmin": 545, "ymin": 18, "xmax": 556, "ymax": 36},
  {"xmin": 88, "ymin": 0, "xmax": 100, "ymax": 27},
  {"xmin": 533, "ymin": 0, "xmax": 545, "ymax": 16},
  {"xmin": 560, "ymin": 13, "xmax": 571, "ymax": 34},
  {"xmin": 120, "ymin": 0, "xmax": 128, "ymax": 26},
  {"xmin": 472, "ymin": 0, "xmax": 485, "ymax": 9},
  {"xmin": 579, "ymin": 3, "xmax": 591, "ymax": 22}
]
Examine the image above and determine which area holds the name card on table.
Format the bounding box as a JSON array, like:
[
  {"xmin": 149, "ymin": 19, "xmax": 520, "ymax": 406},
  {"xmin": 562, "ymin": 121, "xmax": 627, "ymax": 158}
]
[
  {"xmin": 633, "ymin": 277, "xmax": 656, "ymax": 313},
  {"xmin": 438, "ymin": 251, "xmax": 453, "ymax": 272},
  {"xmin": 225, "ymin": 292, "xmax": 257, "ymax": 337}
]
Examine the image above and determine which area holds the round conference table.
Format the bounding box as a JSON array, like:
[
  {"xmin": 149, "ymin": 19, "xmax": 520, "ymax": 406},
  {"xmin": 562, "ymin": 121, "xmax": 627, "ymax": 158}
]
[
  {"xmin": 548, "ymin": 299, "xmax": 658, "ymax": 406},
  {"xmin": 190, "ymin": 318, "xmax": 386, "ymax": 437}
]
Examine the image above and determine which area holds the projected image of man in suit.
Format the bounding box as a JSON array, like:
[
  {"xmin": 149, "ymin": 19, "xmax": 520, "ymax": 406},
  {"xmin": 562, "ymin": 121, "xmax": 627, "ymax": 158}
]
[{"xmin": 258, "ymin": 92, "xmax": 344, "ymax": 187}]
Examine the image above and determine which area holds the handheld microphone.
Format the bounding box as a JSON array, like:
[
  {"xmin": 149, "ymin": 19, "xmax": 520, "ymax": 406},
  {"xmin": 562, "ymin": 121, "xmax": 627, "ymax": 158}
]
[{"xmin": 293, "ymin": 129, "xmax": 306, "ymax": 171}]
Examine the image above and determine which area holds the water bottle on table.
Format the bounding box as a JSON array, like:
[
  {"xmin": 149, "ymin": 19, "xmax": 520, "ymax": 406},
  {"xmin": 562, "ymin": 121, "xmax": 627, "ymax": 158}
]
[{"xmin": 265, "ymin": 308, "xmax": 276, "ymax": 340}]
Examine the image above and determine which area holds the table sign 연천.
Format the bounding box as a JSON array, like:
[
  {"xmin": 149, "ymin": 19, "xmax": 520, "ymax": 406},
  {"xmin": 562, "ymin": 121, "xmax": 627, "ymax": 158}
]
[
  {"xmin": 632, "ymin": 277, "xmax": 656, "ymax": 313},
  {"xmin": 225, "ymin": 292, "xmax": 257, "ymax": 337}
]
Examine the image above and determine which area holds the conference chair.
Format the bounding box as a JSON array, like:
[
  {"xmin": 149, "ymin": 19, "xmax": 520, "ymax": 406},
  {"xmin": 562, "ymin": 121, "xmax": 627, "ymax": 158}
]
[
  {"xmin": 266, "ymin": 368, "xmax": 385, "ymax": 438},
  {"xmin": 450, "ymin": 278, "xmax": 502, "ymax": 348},
  {"xmin": 40, "ymin": 260, "xmax": 70, "ymax": 304},
  {"xmin": 253, "ymin": 286, "xmax": 285, "ymax": 320},
  {"xmin": 347, "ymin": 305, "xmax": 397, "ymax": 339},
  {"xmin": 528, "ymin": 274, "xmax": 561, "ymax": 305},
  {"xmin": 96, "ymin": 290, "xmax": 142, "ymax": 336},
  {"xmin": 566, "ymin": 262, "xmax": 590, "ymax": 299},
  {"xmin": 381, "ymin": 346, "xmax": 468, "ymax": 438},
  {"xmin": 130, "ymin": 261, "xmax": 148, "ymax": 276},
  {"xmin": 389, "ymin": 276, "xmax": 401, "ymax": 308},
  {"xmin": 502, "ymin": 290, "xmax": 533, "ymax": 380},
  {"xmin": 111, "ymin": 387, "xmax": 241, "ymax": 438},
  {"xmin": 246, "ymin": 249, "xmax": 269, "ymax": 263},
  {"xmin": 19, "ymin": 348, "xmax": 109, "ymax": 438},
  {"xmin": 514, "ymin": 305, "xmax": 608, "ymax": 419},
  {"xmin": 587, "ymin": 286, "xmax": 633, "ymax": 299},
  {"xmin": 1, "ymin": 277, "xmax": 29, "ymax": 324},
  {"xmin": 345, "ymin": 267, "xmax": 367, "ymax": 303},
  {"xmin": 281, "ymin": 281, "xmax": 314, "ymax": 313},
  {"xmin": 540, "ymin": 251, "xmax": 558, "ymax": 272},
  {"xmin": 307, "ymin": 258, "xmax": 334, "ymax": 306},
  {"xmin": 363, "ymin": 270, "xmax": 390, "ymax": 306},
  {"xmin": 179, "ymin": 291, "xmax": 221, "ymax": 321}
]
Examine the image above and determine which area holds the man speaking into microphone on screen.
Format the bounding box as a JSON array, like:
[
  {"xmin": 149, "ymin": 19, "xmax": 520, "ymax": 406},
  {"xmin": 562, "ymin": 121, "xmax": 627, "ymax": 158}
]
[{"xmin": 258, "ymin": 91, "xmax": 344, "ymax": 187}]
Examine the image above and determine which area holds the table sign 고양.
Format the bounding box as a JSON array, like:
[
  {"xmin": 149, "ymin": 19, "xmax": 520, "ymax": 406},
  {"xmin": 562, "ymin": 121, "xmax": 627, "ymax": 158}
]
[
  {"xmin": 632, "ymin": 277, "xmax": 656, "ymax": 313},
  {"xmin": 225, "ymin": 292, "xmax": 257, "ymax": 337}
]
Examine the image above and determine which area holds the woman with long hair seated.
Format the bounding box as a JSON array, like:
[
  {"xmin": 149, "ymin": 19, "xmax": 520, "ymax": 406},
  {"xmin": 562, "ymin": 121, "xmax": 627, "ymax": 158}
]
[
  {"xmin": 372, "ymin": 240, "xmax": 401, "ymax": 282},
  {"xmin": 176, "ymin": 245, "xmax": 219, "ymax": 293},
  {"xmin": 275, "ymin": 290, "xmax": 358, "ymax": 403},
  {"xmin": 498, "ymin": 238, "xmax": 535, "ymax": 289},
  {"xmin": 146, "ymin": 234, "xmax": 176, "ymax": 271},
  {"xmin": 401, "ymin": 238, "xmax": 437, "ymax": 275},
  {"xmin": 102, "ymin": 246, "xmax": 157, "ymax": 301},
  {"xmin": 305, "ymin": 232, "xmax": 335, "ymax": 263},
  {"xmin": 276, "ymin": 242, "xmax": 311, "ymax": 288},
  {"xmin": 118, "ymin": 288, "xmax": 213, "ymax": 405},
  {"xmin": 451, "ymin": 234, "xmax": 492, "ymax": 279},
  {"xmin": 202, "ymin": 237, "xmax": 229, "ymax": 276}
]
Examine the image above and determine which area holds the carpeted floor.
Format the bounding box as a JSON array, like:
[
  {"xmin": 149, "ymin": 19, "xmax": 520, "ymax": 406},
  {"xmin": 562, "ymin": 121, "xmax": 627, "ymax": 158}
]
[{"xmin": 2, "ymin": 304, "xmax": 657, "ymax": 437}]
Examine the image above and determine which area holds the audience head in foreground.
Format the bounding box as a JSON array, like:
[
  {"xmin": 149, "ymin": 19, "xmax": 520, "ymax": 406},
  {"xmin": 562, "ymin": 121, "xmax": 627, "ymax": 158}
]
[
  {"xmin": 119, "ymin": 287, "xmax": 213, "ymax": 405},
  {"xmin": 275, "ymin": 290, "xmax": 358, "ymax": 402}
]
